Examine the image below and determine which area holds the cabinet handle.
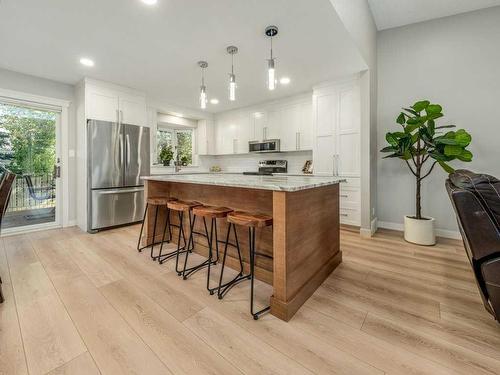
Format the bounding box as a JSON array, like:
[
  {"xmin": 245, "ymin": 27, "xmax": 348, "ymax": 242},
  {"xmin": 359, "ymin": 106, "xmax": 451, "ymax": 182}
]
[
  {"xmin": 340, "ymin": 194, "xmax": 348, "ymax": 198},
  {"xmin": 341, "ymin": 213, "xmax": 348, "ymax": 217},
  {"xmin": 296, "ymin": 132, "xmax": 300, "ymax": 150},
  {"xmin": 120, "ymin": 110, "xmax": 123, "ymax": 124}
]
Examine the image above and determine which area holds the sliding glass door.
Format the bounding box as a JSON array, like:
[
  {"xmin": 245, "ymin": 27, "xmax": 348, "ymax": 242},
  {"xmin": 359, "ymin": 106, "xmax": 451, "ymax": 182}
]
[{"xmin": 0, "ymin": 102, "xmax": 61, "ymax": 231}]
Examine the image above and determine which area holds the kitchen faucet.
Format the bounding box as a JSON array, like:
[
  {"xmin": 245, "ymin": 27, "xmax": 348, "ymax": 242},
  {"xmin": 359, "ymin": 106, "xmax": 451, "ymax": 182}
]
[{"xmin": 174, "ymin": 148, "xmax": 181, "ymax": 173}]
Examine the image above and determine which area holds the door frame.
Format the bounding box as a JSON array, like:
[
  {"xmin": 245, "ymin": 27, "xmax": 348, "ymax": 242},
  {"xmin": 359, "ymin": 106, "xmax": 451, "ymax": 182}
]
[{"xmin": 0, "ymin": 88, "xmax": 71, "ymax": 235}]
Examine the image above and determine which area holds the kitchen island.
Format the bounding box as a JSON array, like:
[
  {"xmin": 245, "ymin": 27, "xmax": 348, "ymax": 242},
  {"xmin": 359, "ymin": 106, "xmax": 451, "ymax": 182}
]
[{"xmin": 141, "ymin": 174, "xmax": 344, "ymax": 321}]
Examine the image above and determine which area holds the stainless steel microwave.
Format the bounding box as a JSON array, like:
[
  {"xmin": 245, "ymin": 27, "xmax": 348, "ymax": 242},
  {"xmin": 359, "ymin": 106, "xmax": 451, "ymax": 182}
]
[{"xmin": 249, "ymin": 139, "xmax": 280, "ymax": 153}]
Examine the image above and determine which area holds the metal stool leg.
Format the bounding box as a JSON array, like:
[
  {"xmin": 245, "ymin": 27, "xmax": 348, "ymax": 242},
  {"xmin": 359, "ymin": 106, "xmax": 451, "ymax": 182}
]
[
  {"xmin": 250, "ymin": 227, "xmax": 271, "ymax": 320},
  {"xmin": 149, "ymin": 205, "xmax": 159, "ymax": 259},
  {"xmin": 217, "ymin": 223, "xmax": 250, "ymax": 299},
  {"xmin": 182, "ymin": 216, "xmax": 214, "ymax": 279},
  {"xmin": 157, "ymin": 207, "xmax": 171, "ymax": 261},
  {"xmin": 137, "ymin": 203, "xmax": 149, "ymax": 252}
]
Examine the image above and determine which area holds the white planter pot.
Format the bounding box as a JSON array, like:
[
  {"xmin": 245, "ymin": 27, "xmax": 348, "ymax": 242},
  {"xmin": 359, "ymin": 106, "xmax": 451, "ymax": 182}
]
[{"xmin": 404, "ymin": 215, "xmax": 436, "ymax": 246}]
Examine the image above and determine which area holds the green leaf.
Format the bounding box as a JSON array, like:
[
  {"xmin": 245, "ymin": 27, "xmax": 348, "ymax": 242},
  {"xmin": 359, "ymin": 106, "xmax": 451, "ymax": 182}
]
[
  {"xmin": 396, "ymin": 113, "xmax": 406, "ymax": 125},
  {"xmin": 435, "ymin": 138, "xmax": 458, "ymax": 145},
  {"xmin": 438, "ymin": 161, "xmax": 455, "ymax": 174},
  {"xmin": 455, "ymin": 129, "xmax": 472, "ymax": 147},
  {"xmin": 444, "ymin": 144, "xmax": 463, "ymax": 156},
  {"xmin": 380, "ymin": 146, "xmax": 397, "ymax": 153},
  {"xmin": 427, "ymin": 119, "xmax": 435, "ymax": 136},
  {"xmin": 402, "ymin": 108, "xmax": 419, "ymax": 116},
  {"xmin": 425, "ymin": 104, "xmax": 442, "ymax": 115},
  {"xmin": 405, "ymin": 123, "xmax": 420, "ymax": 134},
  {"xmin": 457, "ymin": 150, "xmax": 473, "ymax": 162},
  {"xmin": 406, "ymin": 117, "xmax": 423, "ymax": 125},
  {"xmin": 385, "ymin": 133, "xmax": 399, "ymax": 147},
  {"xmin": 383, "ymin": 153, "xmax": 402, "ymax": 159},
  {"xmin": 427, "ymin": 112, "xmax": 443, "ymax": 120},
  {"xmin": 412, "ymin": 100, "xmax": 430, "ymax": 112}
]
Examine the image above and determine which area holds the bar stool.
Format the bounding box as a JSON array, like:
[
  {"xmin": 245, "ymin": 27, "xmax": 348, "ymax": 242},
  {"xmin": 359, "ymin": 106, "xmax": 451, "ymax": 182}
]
[
  {"xmin": 219, "ymin": 210, "xmax": 273, "ymax": 320},
  {"xmin": 182, "ymin": 205, "xmax": 233, "ymax": 294},
  {"xmin": 137, "ymin": 196, "xmax": 177, "ymax": 261},
  {"xmin": 162, "ymin": 200, "xmax": 203, "ymax": 272}
]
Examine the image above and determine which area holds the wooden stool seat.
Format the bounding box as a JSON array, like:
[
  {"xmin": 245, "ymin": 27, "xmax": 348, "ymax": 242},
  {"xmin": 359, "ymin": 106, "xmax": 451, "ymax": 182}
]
[
  {"xmin": 167, "ymin": 200, "xmax": 203, "ymax": 211},
  {"xmin": 192, "ymin": 205, "xmax": 233, "ymax": 218},
  {"xmin": 147, "ymin": 196, "xmax": 177, "ymax": 205},
  {"xmin": 227, "ymin": 211, "xmax": 273, "ymax": 228}
]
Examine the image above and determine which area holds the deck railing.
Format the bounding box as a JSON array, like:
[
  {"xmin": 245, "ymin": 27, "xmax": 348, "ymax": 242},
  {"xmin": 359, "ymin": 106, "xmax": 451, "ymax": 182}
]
[{"xmin": 6, "ymin": 174, "xmax": 55, "ymax": 213}]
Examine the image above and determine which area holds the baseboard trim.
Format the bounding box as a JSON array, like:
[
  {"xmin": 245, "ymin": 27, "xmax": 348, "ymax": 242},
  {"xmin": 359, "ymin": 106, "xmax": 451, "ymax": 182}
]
[
  {"xmin": 360, "ymin": 217, "xmax": 378, "ymax": 238},
  {"xmin": 377, "ymin": 220, "xmax": 461, "ymax": 240}
]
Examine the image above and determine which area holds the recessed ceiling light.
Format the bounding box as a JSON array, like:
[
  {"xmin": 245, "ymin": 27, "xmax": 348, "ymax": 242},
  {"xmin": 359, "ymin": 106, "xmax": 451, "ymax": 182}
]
[
  {"xmin": 79, "ymin": 57, "xmax": 94, "ymax": 67},
  {"xmin": 280, "ymin": 77, "xmax": 291, "ymax": 85},
  {"xmin": 210, "ymin": 98, "xmax": 219, "ymax": 105},
  {"xmin": 141, "ymin": 0, "xmax": 157, "ymax": 5}
]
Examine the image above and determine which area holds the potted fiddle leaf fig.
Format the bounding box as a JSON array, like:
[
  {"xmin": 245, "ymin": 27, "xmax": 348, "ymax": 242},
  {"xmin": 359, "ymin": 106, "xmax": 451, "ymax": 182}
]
[
  {"xmin": 159, "ymin": 145, "xmax": 174, "ymax": 166},
  {"xmin": 381, "ymin": 100, "xmax": 472, "ymax": 245}
]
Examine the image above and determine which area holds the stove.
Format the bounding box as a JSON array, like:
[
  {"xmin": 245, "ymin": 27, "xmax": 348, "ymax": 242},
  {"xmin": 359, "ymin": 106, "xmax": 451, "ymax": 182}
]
[{"xmin": 243, "ymin": 160, "xmax": 287, "ymax": 176}]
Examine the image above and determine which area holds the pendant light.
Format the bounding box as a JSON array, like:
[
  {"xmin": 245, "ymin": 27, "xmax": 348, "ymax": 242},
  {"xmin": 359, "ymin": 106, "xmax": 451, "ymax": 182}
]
[
  {"xmin": 227, "ymin": 46, "xmax": 238, "ymax": 101},
  {"xmin": 265, "ymin": 25, "xmax": 278, "ymax": 91},
  {"xmin": 198, "ymin": 61, "xmax": 208, "ymax": 109}
]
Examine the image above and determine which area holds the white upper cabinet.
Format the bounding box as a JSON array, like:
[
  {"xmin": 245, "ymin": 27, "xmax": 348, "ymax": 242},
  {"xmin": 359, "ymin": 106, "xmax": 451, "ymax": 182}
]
[
  {"xmin": 337, "ymin": 86, "xmax": 361, "ymax": 176},
  {"xmin": 315, "ymin": 92, "xmax": 338, "ymax": 137},
  {"xmin": 196, "ymin": 119, "xmax": 215, "ymax": 155},
  {"xmin": 312, "ymin": 78, "xmax": 360, "ymax": 177},
  {"xmin": 87, "ymin": 86, "xmax": 119, "ymax": 123},
  {"xmin": 85, "ymin": 81, "xmax": 146, "ymax": 126},
  {"xmin": 212, "ymin": 93, "xmax": 313, "ymax": 155},
  {"xmin": 299, "ymin": 101, "xmax": 313, "ymax": 151},
  {"xmin": 280, "ymin": 104, "xmax": 301, "ymax": 151},
  {"xmin": 236, "ymin": 115, "xmax": 252, "ymax": 154},
  {"xmin": 265, "ymin": 109, "xmax": 282, "ymax": 140},
  {"xmin": 252, "ymin": 112, "xmax": 267, "ymax": 141},
  {"xmin": 118, "ymin": 93, "xmax": 147, "ymax": 126}
]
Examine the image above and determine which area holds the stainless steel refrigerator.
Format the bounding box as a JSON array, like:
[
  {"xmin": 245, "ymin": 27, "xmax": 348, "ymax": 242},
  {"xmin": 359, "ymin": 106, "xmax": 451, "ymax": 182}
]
[{"xmin": 87, "ymin": 119, "xmax": 150, "ymax": 232}]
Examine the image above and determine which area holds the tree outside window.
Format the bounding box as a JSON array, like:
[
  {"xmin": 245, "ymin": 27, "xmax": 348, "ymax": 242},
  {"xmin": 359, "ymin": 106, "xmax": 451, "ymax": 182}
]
[{"xmin": 156, "ymin": 127, "xmax": 193, "ymax": 166}]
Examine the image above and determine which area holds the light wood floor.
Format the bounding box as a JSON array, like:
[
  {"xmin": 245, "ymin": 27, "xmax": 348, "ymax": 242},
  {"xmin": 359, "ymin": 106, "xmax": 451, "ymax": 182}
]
[{"xmin": 1, "ymin": 225, "xmax": 499, "ymax": 375}]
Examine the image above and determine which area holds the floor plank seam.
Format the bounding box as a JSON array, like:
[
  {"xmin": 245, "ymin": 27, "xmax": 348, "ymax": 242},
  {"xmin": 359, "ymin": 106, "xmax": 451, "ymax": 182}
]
[
  {"xmin": 28, "ymin": 237, "xmax": 103, "ymax": 375},
  {"xmin": 2, "ymin": 238, "xmax": 31, "ymax": 375},
  {"xmin": 360, "ymin": 312, "xmax": 495, "ymax": 375}
]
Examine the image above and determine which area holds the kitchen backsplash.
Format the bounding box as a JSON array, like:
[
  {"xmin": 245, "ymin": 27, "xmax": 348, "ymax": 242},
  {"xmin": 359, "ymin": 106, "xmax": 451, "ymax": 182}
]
[{"xmin": 199, "ymin": 150, "xmax": 312, "ymax": 174}]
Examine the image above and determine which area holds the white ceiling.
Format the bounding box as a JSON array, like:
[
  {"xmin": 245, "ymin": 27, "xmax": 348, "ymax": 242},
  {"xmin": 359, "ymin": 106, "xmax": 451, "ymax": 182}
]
[
  {"xmin": 0, "ymin": 0, "xmax": 367, "ymax": 113},
  {"xmin": 368, "ymin": 0, "xmax": 500, "ymax": 30}
]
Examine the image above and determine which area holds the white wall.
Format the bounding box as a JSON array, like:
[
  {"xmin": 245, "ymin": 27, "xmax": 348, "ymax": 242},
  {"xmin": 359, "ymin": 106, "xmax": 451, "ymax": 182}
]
[
  {"xmin": 377, "ymin": 7, "xmax": 500, "ymax": 235},
  {"xmin": 329, "ymin": 0, "xmax": 378, "ymax": 234},
  {"xmin": 0, "ymin": 68, "xmax": 77, "ymax": 224}
]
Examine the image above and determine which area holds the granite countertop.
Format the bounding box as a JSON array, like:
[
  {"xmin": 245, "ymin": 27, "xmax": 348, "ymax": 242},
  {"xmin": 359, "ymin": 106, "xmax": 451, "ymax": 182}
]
[{"xmin": 142, "ymin": 173, "xmax": 345, "ymax": 192}]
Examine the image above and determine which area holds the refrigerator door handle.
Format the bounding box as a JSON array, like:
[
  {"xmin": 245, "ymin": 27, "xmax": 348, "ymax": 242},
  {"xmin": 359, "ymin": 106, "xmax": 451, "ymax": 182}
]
[
  {"xmin": 125, "ymin": 133, "xmax": 130, "ymax": 167},
  {"xmin": 119, "ymin": 133, "xmax": 124, "ymax": 168},
  {"xmin": 98, "ymin": 187, "xmax": 144, "ymax": 195}
]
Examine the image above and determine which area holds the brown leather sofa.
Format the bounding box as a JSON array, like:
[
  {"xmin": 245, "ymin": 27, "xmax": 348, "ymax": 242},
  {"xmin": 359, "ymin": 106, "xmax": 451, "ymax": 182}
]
[{"xmin": 446, "ymin": 170, "xmax": 500, "ymax": 322}]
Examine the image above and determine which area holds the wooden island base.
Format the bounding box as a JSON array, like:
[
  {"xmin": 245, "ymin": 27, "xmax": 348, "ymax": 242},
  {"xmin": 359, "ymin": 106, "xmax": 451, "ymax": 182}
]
[{"xmin": 143, "ymin": 180, "xmax": 341, "ymax": 321}]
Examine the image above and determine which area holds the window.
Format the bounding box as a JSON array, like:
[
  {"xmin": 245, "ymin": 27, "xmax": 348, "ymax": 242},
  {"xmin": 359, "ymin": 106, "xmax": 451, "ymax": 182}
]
[{"xmin": 156, "ymin": 127, "xmax": 193, "ymax": 166}]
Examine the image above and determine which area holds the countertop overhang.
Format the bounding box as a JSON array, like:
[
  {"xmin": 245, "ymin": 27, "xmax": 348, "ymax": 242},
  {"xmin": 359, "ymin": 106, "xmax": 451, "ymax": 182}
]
[{"xmin": 142, "ymin": 173, "xmax": 345, "ymax": 192}]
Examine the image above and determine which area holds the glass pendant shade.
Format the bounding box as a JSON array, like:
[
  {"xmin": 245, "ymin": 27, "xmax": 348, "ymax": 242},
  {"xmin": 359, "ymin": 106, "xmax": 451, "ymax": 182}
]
[
  {"xmin": 268, "ymin": 59, "xmax": 276, "ymax": 91},
  {"xmin": 229, "ymin": 73, "xmax": 236, "ymax": 101}
]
